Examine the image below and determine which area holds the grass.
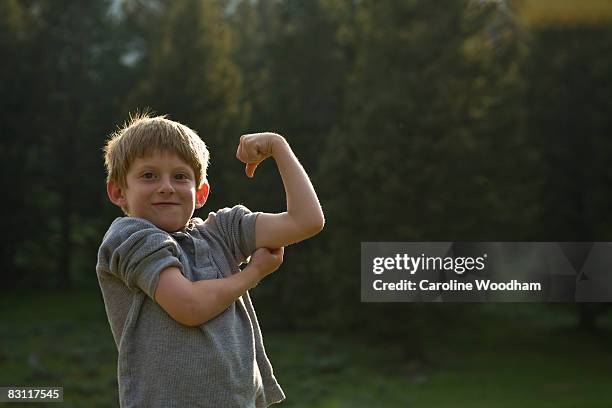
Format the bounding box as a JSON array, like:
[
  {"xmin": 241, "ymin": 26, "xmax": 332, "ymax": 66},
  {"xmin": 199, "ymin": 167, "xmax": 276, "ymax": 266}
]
[{"xmin": 1, "ymin": 291, "xmax": 612, "ymax": 407}]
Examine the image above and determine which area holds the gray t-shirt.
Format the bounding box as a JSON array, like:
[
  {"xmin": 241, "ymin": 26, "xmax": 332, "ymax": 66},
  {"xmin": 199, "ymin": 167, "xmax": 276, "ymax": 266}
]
[{"xmin": 96, "ymin": 205, "xmax": 285, "ymax": 408}]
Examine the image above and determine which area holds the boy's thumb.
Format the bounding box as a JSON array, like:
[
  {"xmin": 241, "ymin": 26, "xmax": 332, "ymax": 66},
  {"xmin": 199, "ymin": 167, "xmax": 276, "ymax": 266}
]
[
  {"xmin": 245, "ymin": 163, "xmax": 258, "ymax": 178},
  {"xmin": 270, "ymin": 247, "xmax": 284, "ymax": 256},
  {"xmin": 270, "ymin": 247, "xmax": 284, "ymax": 261}
]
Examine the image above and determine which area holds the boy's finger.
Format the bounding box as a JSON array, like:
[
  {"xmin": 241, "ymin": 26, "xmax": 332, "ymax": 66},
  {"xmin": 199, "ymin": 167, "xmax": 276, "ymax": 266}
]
[
  {"xmin": 236, "ymin": 142, "xmax": 246, "ymax": 162},
  {"xmin": 237, "ymin": 141, "xmax": 258, "ymax": 164},
  {"xmin": 245, "ymin": 163, "xmax": 258, "ymax": 178},
  {"xmin": 237, "ymin": 143, "xmax": 253, "ymax": 164},
  {"xmin": 270, "ymin": 247, "xmax": 284, "ymax": 256}
]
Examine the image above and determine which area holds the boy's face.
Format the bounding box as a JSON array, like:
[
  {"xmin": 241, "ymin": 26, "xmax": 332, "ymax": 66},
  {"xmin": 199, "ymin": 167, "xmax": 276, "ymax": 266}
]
[{"xmin": 107, "ymin": 151, "xmax": 209, "ymax": 232}]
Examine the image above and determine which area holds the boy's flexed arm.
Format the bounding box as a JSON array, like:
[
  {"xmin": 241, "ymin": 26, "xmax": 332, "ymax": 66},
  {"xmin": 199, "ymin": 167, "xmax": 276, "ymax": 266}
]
[{"xmin": 236, "ymin": 133, "xmax": 325, "ymax": 249}]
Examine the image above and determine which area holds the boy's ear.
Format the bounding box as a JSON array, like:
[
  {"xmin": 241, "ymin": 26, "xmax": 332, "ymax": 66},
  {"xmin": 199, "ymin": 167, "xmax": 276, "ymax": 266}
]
[
  {"xmin": 195, "ymin": 182, "xmax": 210, "ymax": 208},
  {"xmin": 107, "ymin": 180, "xmax": 127, "ymax": 208}
]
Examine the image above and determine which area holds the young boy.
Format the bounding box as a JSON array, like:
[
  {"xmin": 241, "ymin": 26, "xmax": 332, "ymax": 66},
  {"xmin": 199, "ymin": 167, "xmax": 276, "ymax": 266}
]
[{"xmin": 96, "ymin": 114, "xmax": 324, "ymax": 407}]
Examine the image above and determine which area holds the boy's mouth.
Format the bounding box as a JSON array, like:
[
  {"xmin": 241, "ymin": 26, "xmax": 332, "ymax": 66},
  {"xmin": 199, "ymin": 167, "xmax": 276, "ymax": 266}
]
[{"xmin": 152, "ymin": 202, "xmax": 181, "ymax": 206}]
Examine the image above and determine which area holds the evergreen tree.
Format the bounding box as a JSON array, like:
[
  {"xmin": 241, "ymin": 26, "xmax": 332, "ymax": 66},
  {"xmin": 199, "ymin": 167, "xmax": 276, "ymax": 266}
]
[
  {"xmin": 122, "ymin": 0, "xmax": 247, "ymax": 212},
  {"xmin": 316, "ymin": 0, "xmax": 536, "ymax": 341},
  {"xmin": 0, "ymin": 1, "xmax": 127, "ymax": 289}
]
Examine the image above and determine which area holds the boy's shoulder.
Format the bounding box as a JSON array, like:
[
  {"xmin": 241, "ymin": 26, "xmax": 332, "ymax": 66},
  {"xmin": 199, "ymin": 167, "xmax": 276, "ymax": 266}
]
[
  {"xmin": 109, "ymin": 216, "xmax": 157, "ymax": 230},
  {"xmin": 97, "ymin": 216, "xmax": 181, "ymax": 272},
  {"xmin": 105, "ymin": 216, "xmax": 161, "ymax": 239},
  {"xmin": 100, "ymin": 217, "xmax": 170, "ymax": 253}
]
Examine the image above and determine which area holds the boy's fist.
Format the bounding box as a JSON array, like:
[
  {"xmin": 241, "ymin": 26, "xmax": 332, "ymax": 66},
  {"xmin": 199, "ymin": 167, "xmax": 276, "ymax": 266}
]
[
  {"xmin": 249, "ymin": 247, "xmax": 284, "ymax": 279},
  {"xmin": 236, "ymin": 132, "xmax": 284, "ymax": 178}
]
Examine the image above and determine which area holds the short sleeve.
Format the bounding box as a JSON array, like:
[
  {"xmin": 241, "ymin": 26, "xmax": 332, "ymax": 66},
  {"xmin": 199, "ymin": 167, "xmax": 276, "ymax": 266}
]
[
  {"xmin": 98, "ymin": 217, "xmax": 183, "ymax": 300},
  {"xmin": 206, "ymin": 205, "xmax": 259, "ymax": 265}
]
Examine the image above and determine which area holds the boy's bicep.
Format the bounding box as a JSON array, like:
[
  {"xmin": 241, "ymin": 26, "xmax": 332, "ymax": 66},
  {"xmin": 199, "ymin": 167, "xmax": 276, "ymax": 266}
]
[
  {"xmin": 154, "ymin": 267, "xmax": 198, "ymax": 327},
  {"xmin": 255, "ymin": 212, "xmax": 303, "ymax": 248}
]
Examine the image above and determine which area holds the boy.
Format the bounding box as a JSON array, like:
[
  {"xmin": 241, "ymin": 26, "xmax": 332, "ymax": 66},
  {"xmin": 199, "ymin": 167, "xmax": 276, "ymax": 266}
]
[{"xmin": 96, "ymin": 114, "xmax": 324, "ymax": 407}]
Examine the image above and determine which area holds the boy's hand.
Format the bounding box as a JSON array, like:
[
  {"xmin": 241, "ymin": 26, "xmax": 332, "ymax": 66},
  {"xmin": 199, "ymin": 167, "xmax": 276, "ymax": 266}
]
[
  {"xmin": 248, "ymin": 247, "xmax": 284, "ymax": 280},
  {"xmin": 236, "ymin": 132, "xmax": 285, "ymax": 178}
]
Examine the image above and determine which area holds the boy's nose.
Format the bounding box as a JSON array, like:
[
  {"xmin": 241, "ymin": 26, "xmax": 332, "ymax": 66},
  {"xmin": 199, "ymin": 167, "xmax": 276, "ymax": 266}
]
[{"xmin": 157, "ymin": 177, "xmax": 175, "ymax": 194}]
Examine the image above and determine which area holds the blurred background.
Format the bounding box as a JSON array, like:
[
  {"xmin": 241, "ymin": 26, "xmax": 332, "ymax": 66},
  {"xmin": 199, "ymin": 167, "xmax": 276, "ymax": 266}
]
[{"xmin": 1, "ymin": 0, "xmax": 612, "ymax": 406}]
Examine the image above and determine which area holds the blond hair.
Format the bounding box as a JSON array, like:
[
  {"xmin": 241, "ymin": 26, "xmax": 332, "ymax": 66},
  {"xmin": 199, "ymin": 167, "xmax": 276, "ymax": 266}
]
[{"xmin": 103, "ymin": 112, "xmax": 210, "ymax": 189}]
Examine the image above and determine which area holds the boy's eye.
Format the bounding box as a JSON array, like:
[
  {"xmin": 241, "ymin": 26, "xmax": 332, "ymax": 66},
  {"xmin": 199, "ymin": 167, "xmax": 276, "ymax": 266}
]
[
  {"xmin": 141, "ymin": 172, "xmax": 156, "ymax": 179},
  {"xmin": 175, "ymin": 173, "xmax": 189, "ymax": 180}
]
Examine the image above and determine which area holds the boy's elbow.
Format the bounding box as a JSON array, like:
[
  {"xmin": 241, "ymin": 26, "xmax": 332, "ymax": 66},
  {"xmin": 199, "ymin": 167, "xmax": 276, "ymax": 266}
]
[
  {"xmin": 304, "ymin": 214, "xmax": 325, "ymax": 238},
  {"xmin": 181, "ymin": 301, "xmax": 203, "ymax": 327},
  {"xmin": 314, "ymin": 214, "xmax": 325, "ymax": 234},
  {"xmin": 167, "ymin": 296, "xmax": 200, "ymax": 327}
]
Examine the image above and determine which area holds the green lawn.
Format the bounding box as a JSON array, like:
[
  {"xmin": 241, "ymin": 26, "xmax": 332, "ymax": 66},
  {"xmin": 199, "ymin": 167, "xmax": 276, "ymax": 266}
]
[{"xmin": 1, "ymin": 291, "xmax": 611, "ymax": 407}]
